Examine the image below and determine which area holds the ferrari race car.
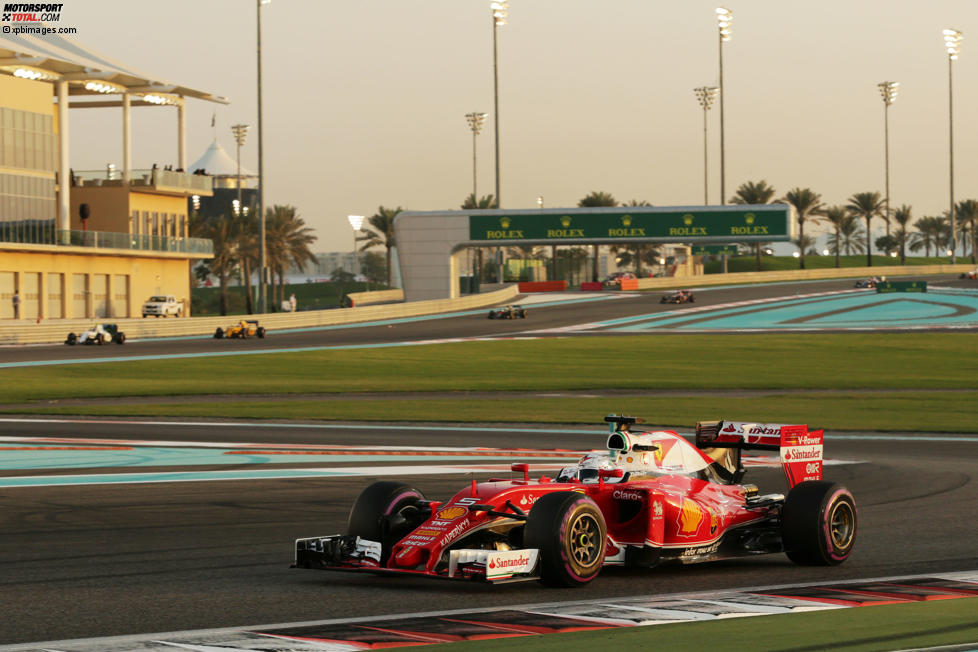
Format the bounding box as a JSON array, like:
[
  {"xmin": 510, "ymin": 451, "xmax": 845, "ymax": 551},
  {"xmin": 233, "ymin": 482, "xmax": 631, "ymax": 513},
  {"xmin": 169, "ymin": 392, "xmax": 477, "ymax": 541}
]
[
  {"xmin": 65, "ymin": 323, "xmax": 126, "ymax": 345},
  {"xmin": 960, "ymin": 269, "xmax": 977, "ymax": 280},
  {"xmin": 660, "ymin": 289, "xmax": 695, "ymax": 304},
  {"xmin": 293, "ymin": 415, "xmax": 856, "ymax": 586},
  {"xmin": 487, "ymin": 305, "xmax": 527, "ymax": 319},
  {"xmin": 214, "ymin": 319, "xmax": 266, "ymax": 339},
  {"xmin": 855, "ymin": 276, "xmax": 885, "ymax": 288}
]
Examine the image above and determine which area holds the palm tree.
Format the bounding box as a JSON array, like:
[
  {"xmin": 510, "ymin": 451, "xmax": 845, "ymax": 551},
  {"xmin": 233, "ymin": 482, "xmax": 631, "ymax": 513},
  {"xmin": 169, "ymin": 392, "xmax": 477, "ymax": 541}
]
[
  {"xmin": 822, "ymin": 206, "xmax": 847, "ymax": 268},
  {"xmin": 955, "ymin": 199, "xmax": 978, "ymax": 263},
  {"xmin": 846, "ymin": 191, "xmax": 884, "ymax": 267},
  {"xmin": 837, "ymin": 214, "xmax": 867, "ymax": 256},
  {"xmin": 359, "ymin": 206, "xmax": 402, "ymax": 287},
  {"xmin": 462, "ymin": 193, "xmax": 497, "ymax": 209},
  {"xmin": 891, "ymin": 204, "xmax": 913, "ymax": 264},
  {"xmin": 198, "ymin": 214, "xmax": 238, "ymax": 315},
  {"xmin": 264, "ymin": 205, "xmax": 317, "ymax": 308},
  {"xmin": 577, "ymin": 191, "xmax": 619, "ymax": 281},
  {"xmin": 780, "ymin": 187, "xmax": 823, "ymax": 269},
  {"xmin": 909, "ymin": 216, "xmax": 945, "ymax": 258},
  {"xmin": 730, "ymin": 180, "xmax": 776, "ymax": 270}
]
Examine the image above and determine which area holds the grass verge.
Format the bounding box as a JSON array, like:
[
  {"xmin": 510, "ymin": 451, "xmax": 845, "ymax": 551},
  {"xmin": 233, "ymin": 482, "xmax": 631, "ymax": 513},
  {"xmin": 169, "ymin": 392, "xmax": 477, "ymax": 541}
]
[
  {"xmin": 9, "ymin": 391, "xmax": 978, "ymax": 433},
  {"xmin": 436, "ymin": 598, "xmax": 978, "ymax": 652},
  {"xmin": 3, "ymin": 334, "xmax": 976, "ymax": 405}
]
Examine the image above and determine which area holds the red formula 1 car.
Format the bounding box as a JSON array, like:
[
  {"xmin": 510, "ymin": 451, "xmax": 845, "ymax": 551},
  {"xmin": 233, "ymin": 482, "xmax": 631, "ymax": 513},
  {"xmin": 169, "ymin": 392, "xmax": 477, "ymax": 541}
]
[{"xmin": 293, "ymin": 416, "xmax": 857, "ymax": 586}]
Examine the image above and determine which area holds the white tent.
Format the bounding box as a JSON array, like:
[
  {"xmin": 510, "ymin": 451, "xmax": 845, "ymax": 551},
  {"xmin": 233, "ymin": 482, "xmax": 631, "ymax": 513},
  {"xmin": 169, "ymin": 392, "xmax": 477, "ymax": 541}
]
[{"xmin": 189, "ymin": 139, "xmax": 255, "ymax": 178}]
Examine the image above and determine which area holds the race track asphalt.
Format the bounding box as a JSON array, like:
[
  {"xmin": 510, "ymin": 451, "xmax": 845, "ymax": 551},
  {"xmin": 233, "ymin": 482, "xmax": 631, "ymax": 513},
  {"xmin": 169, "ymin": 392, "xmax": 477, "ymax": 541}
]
[{"xmin": 1, "ymin": 275, "xmax": 976, "ymax": 646}]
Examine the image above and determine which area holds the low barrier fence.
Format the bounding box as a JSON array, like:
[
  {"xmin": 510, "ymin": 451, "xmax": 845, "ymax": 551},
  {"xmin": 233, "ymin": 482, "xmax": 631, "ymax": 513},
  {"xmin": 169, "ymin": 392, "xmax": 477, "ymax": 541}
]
[
  {"xmin": 0, "ymin": 285, "xmax": 520, "ymax": 345},
  {"xmin": 632, "ymin": 264, "xmax": 974, "ymax": 291}
]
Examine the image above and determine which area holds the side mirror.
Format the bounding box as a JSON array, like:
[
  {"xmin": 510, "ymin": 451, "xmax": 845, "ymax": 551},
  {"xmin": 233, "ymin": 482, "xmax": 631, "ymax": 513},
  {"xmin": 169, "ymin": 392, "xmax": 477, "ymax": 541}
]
[{"xmin": 511, "ymin": 463, "xmax": 529, "ymax": 482}]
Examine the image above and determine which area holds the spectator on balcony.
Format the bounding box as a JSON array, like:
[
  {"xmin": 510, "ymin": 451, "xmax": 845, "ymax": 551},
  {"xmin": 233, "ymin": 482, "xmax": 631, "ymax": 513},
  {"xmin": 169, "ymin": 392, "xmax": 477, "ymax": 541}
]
[{"xmin": 12, "ymin": 290, "xmax": 20, "ymax": 319}]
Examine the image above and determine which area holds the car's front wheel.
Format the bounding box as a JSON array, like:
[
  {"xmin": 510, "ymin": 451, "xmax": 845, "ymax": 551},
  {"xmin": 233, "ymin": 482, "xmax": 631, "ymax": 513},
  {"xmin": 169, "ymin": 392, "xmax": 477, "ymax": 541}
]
[
  {"xmin": 347, "ymin": 481, "xmax": 427, "ymax": 565},
  {"xmin": 782, "ymin": 481, "xmax": 857, "ymax": 565},
  {"xmin": 524, "ymin": 492, "xmax": 606, "ymax": 587},
  {"xmin": 65, "ymin": 332, "xmax": 76, "ymax": 345},
  {"xmin": 114, "ymin": 332, "xmax": 126, "ymax": 345},
  {"xmin": 256, "ymin": 327, "xmax": 265, "ymax": 338},
  {"xmin": 214, "ymin": 328, "xmax": 223, "ymax": 339}
]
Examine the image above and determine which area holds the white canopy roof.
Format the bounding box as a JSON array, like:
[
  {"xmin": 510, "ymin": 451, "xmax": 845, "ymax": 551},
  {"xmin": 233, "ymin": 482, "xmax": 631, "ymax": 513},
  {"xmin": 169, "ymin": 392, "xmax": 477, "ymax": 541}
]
[
  {"xmin": 190, "ymin": 139, "xmax": 255, "ymax": 177},
  {"xmin": 0, "ymin": 30, "xmax": 228, "ymax": 103}
]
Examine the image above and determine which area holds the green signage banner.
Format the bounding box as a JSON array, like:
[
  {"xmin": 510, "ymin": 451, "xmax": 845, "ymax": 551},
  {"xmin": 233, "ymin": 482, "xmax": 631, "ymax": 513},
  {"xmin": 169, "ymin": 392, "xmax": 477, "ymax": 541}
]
[
  {"xmin": 877, "ymin": 281, "xmax": 927, "ymax": 293},
  {"xmin": 691, "ymin": 244, "xmax": 739, "ymax": 256},
  {"xmin": 467, "ymin": 207, "xmax": 791, "ymax": 244}
]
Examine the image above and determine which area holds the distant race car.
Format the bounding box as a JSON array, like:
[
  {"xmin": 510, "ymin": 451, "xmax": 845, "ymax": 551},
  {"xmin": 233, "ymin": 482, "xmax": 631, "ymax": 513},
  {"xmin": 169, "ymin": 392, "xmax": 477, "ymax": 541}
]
[
  {"xmin": 960, "ymin": 269, "xmax": 977, "ymax": 280},
  {"xmin": 660, "ymin": 289, "xmax": 695, "ymax": 304},
  {"xmin": 855, "ymin": 276, "xmax": 885, "ymax": 288},
  {"xmin": 293, "ymin": 415, "xmax": 856, "ymax": 587},
  {"xmin": 214, "ymin": 319, "xmax": 266, "ymax": 339},
  {"xmin": 65, "ymin": 323, "xmax": 126, "ymax": 345},
  {"xmin": 487, "ymin": 305, "xmax": 527, "ymax": 319},
  {"xmin": 603, "ymin": 272, "xmax": 636, "ymax": 287}
]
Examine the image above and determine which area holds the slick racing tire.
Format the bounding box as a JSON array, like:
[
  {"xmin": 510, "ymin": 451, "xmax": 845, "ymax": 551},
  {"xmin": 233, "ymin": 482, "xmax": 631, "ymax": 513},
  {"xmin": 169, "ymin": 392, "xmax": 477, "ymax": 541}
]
[
  {"xmin": 689, "ymin": 296, "xmax": 695, "ymax": 303},
  {"xmin": 524, "ymin": 491, "xmax": 606, "ymax": 587},
  {"xmin": 113, "ymin": 332, "xmax": 126, "ymax": 345},
  {"xmin": 214, "ymin": 328, "xmax": 224, "ymax": 339},
  {"xmin": 488, "ymin": 312, "xmax": 496, "ymax": 319},
  {"xmin": 256, "ymin": 327, "xmax": 265, "ymax": 338},
  {"xmin": 347, "ymin": 481, "xmax": 427, "ymax": 565},
  {"xmin": 782, "ymin": 481, "xmax": 857, "ymax": 566},
  {"xmin": 65, "ymin": 332, "xmax": 77, "ymax": 345},
  {"xmin": 94, "ymin": 333, "xmax": 104, "ymax": 345}
]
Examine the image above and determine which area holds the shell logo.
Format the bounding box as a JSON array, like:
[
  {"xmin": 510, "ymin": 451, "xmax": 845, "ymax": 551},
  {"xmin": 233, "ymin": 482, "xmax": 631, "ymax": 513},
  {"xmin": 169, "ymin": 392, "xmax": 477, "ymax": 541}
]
[
  {"xmin": 683, "ymin": 214, "xmax": 694, "ymax": 226},
  {"xmin": 500, "ymin": 217, "xmax": 511, "ymax": 228},
  {"xmin": 622, "ymin": 215, "xmax": 633, "ymax": 226},
  {"xmin": 437, "ymin": 507, "xmax": 468, "ymax": 520},
  {"xmin": 745, "ymin": 213, "xmax": 755, "ymax": 225},
  {"xmin": 710, "ymin": 511, "xmax": 719, "ymax": 535},
  {"xmin": 677, "ymin": 498, "xmax": 704, "ymax": 535},
  {"xmin": 560, "ymin": 215, "xmax": 572, "ymax": 227}
]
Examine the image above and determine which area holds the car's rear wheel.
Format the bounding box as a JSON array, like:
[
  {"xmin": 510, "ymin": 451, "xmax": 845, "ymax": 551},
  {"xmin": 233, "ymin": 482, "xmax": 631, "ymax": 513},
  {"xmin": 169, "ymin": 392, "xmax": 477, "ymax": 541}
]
[
  {"xmin": 94, "ymin": 333, "xmax": 104, "ymax": 345},
  {"xmin": 114, "ymin": 332, "xmax": 126, "ymax": 344},
  {"xmin": 348, "ymin": 481, "xmax": 427, "ymax": 565},
  {"xmin": 524, "ymin": 492, "xmax": 606, "ymax": 587},
  {"xmin": 256, "ymin": 327, "xmax": 265, "ymax": 338},
  {"xmin": 214, "ymin": 328, "xmax": 223, "ymax": 339},
  {"xmin": 65, "ymin": 332, "xmax": 76, "ymax": 345},
  {"xmin": 488, "ymin": 312, "xmax": 496, "ymax": 319},
  {"xmin": 782, "ymin": 481, "xmax": 857, "ymax": 565}
]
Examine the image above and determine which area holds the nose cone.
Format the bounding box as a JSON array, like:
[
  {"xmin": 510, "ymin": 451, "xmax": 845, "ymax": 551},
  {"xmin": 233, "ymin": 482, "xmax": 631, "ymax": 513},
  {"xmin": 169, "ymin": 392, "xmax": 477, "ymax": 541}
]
[{"xmin": 393, "ymin": 545, "xmax": 424, "ymax": 568}]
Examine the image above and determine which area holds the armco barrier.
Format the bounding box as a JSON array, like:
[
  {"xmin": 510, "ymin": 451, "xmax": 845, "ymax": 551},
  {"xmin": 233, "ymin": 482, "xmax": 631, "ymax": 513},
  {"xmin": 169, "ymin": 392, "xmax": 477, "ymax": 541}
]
[
  {"xmin": 518, "ymin": 281, "xmax": 567, "ymax": 292},
  {"xmin": 0, "ymin": 285, "xmax": 520, "ymax": 346},
  {"xmin": 632, "ymin": 264, "xmax": 973, "ymax": 291}
]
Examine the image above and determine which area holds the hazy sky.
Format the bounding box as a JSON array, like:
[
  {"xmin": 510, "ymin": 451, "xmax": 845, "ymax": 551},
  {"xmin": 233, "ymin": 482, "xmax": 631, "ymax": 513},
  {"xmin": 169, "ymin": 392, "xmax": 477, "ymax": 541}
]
[{"xmin": 64, "ymin": 0, "xmax": 978, "ymax": 254}]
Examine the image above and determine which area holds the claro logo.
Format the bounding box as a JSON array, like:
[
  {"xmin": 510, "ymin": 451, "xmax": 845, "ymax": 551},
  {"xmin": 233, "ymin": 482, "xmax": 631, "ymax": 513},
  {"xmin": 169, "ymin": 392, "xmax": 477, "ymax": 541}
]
[{"xmin": 613, "ymin": 490, "xmax": 643, "ymax": 501}]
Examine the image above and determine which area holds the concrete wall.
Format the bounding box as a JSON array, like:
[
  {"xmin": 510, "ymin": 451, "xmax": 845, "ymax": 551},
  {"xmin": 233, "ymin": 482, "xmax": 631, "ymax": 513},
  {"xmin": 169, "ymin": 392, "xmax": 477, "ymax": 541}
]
[
  {"xmin": 634, "ymin": 264, "xmax": 975, "ymax": 290},
  {"xmin": 0, "ymin": 284, "xmax": 520, "ymax": 344},
  {"xmin": 0, "ymin": 245, "xmax": 201, "ymax": 321},
  {"xmin": 393, "ymin": 212, "xmax": 470, "ymax": 302}
]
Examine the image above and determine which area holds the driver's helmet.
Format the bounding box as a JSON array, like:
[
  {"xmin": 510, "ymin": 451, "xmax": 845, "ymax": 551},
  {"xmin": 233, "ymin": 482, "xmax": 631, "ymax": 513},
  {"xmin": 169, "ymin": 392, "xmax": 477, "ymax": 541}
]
[{"xmin": 576, "ymin": 453, "xmax": 620, "ymax": 483}]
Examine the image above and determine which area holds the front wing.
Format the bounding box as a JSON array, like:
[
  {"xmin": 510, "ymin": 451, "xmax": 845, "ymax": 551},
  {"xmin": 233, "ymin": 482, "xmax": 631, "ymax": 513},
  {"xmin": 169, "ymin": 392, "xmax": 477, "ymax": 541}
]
[{"xmin": 293, "ymin": 535, "xmax": 541, "ymax": 583}]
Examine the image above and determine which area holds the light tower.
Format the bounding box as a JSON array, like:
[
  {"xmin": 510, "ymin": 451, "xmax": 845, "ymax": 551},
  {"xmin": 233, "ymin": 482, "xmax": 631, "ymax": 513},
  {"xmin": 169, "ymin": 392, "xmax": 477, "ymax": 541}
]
[{"xmin": 694, "ymin": 86, "xmax": 720, "ymax": 204}]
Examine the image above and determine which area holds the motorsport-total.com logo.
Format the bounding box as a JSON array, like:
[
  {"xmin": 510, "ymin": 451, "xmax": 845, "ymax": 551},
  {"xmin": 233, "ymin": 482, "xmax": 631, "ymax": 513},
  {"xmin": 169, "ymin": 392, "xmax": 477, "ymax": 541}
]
[{"xmin": 2, "ymin": 3, "xmax": 64, "ymax": 22}]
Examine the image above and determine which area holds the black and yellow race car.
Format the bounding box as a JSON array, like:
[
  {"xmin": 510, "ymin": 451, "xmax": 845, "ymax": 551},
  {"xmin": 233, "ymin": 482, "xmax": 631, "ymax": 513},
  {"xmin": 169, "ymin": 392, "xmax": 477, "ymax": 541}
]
[
  {"xmin": 214, "ymin": 319, "xmax": 266, "ymax": 339},
  {"xmin": 487, "ymin": 305, "xmax": 527, "ymax": 319}
]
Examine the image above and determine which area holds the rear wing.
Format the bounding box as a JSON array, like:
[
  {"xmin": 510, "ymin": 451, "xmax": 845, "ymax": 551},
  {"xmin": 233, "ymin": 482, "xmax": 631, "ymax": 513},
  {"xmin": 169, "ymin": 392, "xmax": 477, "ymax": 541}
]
[{"xmin": 696, "ymin": 420, "xmax": 824, "ymax": 488}]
